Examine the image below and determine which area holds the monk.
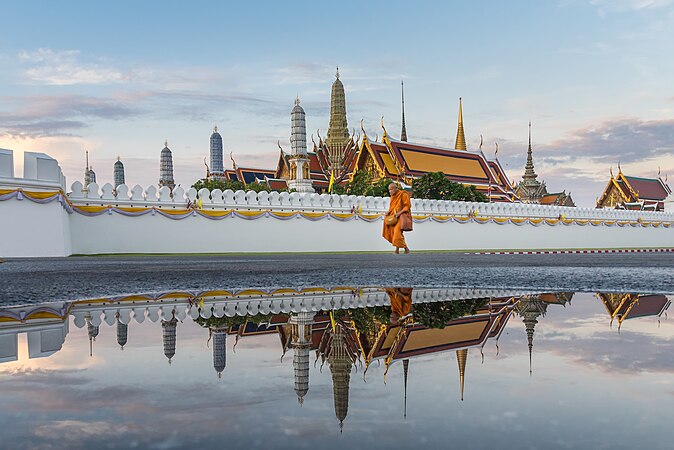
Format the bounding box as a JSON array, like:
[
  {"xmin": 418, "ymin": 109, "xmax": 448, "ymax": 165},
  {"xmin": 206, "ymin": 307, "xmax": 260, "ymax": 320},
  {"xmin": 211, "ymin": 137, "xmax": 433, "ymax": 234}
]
[
  {"xmin": 383, "ymin": 183, "xmax": 412, "ymax": 254},
  {"xmin": 386, "ymin": 287, "xmax": 414, "ymax": 325}
]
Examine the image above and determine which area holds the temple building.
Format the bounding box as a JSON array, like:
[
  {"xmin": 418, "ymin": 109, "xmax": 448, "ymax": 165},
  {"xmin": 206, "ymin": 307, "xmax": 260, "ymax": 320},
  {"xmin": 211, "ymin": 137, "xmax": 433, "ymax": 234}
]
[
  {"xmin": 514, "ymin": 124, "xmax": 575, "ymax": 206},
  {"xmin": 211, "ymin": 325, "xmax": 227, "ymax": 378},
  {"xmin": 116, "ymin": 313, "xmax": 127, "ymax": 350},
  {"xmin": 352, "ymin": 98, "xmax": 517, "ymax": 201},
  {"xmin": 83, "ymin": 151, "xmax": 96, "ymax": 192},
  {"xmin": 273, "ymin": 70, "xmax": 359, "ymax": 192},
  {"xmin": 313, "ymin": 68, "xmax": 359, "ymax": 184},
  {"xmin": 159, "ymin": 141, "xmax": 175, "ymax": 190},
  {"xmin": 326, "ymin": 324, "xmax": 354, "ymax": 431},
  {"xmin": 288, "ymin": 312, "xmax": 315, "ymax": 404},
  {"xmin": 113, "ymin": 157, "xmax": 125, "ymax": 188},
  {"xmin": 210, "ymin": 126, "xmax": 225, "ymax": 179},
  {"xmin": 515, "ymin": 293, "xmax": 573, "ymax": 374},
  {"xmin": 85, "ymin": 312, "xmax": 98, "ymax": 357},
  {"xmin": 285, "ymin": 98, "xmax": 314, "ymax": 193},
  {"xmin": 209, "ymin": 73, "xmax": 520, "ymax": 197},
  {"xmin": 596, "ymin": 166, "xmax": 671, "ymax": 211},
  {"xmin": 162, "ymin": 312, "xmax": 178, "ymax": 364}
]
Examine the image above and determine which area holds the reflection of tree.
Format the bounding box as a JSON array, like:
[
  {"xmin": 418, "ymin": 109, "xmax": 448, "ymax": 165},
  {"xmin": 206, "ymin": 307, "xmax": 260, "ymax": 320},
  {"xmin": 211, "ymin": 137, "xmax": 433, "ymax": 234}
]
[
  {"xmin": 348, "ymin": 306, "xmax": 391, "ymax": 337},
  {"xmin": 413, "ymin": 299, "xmax": 488, "ymax": 329},
  {"xmin": 193, "ymin": 314, "xmax": 272, "ymax": 329}
]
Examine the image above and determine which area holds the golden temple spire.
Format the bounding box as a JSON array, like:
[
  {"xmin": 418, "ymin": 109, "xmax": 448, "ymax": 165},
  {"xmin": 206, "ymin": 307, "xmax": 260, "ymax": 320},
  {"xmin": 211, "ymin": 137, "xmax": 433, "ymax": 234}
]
[
  {"xmin": 454, "ymin": 97, "xmax": 467, "ymax": 150},
  {"xmin": 401, "ymin": 81, "xmax": 408, "ymax": 142},
  {"xmin": 456, "ymin": 349, "xmax": 468, "ymax": 401}
]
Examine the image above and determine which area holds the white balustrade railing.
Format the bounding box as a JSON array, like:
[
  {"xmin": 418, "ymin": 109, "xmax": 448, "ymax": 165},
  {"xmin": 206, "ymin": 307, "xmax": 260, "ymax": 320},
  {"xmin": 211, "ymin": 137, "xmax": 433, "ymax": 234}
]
[{"xmin": 66, "ymin": 181, "xmax": 674, "ymax": 223}]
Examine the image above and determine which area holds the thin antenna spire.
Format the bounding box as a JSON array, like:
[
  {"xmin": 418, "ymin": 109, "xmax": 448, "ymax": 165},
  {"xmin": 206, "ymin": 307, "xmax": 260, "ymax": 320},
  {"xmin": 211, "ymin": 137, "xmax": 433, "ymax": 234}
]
[
  {"xmin": 85, "ymin": 150, "xmax": 89, "ymax": 169},
  {"xmin": 401, "ymin": 80, "xmax": 408, "ymax": 142}
]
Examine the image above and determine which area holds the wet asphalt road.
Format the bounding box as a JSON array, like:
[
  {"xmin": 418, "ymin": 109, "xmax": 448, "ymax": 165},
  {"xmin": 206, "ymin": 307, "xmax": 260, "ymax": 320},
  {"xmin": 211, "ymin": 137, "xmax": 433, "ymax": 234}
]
[{"xmin": 0, "ymin": 252, "xmax": 672, "ymax": 305}]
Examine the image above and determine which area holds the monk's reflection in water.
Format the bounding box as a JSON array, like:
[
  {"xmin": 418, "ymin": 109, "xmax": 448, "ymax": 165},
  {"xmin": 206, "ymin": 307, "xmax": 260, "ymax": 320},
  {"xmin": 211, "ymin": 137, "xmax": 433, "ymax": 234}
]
[{"xmin": 386, "ymin": 287, "xmax": 413, "ymax": 325}]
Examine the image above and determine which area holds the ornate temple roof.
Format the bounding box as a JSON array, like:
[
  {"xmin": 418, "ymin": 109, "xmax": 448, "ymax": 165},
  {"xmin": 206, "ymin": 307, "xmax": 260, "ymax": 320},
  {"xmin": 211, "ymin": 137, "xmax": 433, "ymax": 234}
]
[
  {"xmin": 597, "ymin": 169, "xmax": 671, "ymax": 211},
  {"xmin": 354, "ymin": 131, "xmax": 516, "ymax": 201}
]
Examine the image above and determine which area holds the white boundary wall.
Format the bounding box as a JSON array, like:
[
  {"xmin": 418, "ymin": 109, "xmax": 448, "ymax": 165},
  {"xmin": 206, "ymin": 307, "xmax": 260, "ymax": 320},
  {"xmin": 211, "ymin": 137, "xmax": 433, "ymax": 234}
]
[{"xmin": 1, "ymin": 150, "xmax": 673, "ymax": 257}]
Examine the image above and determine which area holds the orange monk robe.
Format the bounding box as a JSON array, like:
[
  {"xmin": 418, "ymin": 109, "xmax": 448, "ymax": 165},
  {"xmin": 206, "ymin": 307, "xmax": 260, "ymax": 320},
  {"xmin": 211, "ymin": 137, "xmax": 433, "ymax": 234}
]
[
  {"xmin": 386, "ymin": 288, "xmax": 413, "ymax": 318},
  {"xmin": 382, "ymin": 190, "xmax": 411, "ymax": 248}
]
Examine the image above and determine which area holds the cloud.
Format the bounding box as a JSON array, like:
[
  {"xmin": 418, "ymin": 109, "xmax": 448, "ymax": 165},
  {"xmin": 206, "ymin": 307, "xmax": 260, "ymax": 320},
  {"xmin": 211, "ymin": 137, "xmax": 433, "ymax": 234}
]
[
  {"xmin": 541, "ymin": 118, "xmax": 674, "ymax": 164},
  {"xmin": 0, "ymin": 89, "xmax": 287, "ymax": 139},
  {"xmin": 274, "ymin": 63, "xmax": 337, "ymax": 85},
  {"xmin": 18, "ymin": 48, "xmax": 129, "ymax": 86},
  {"xmin": 590, "ymin": 0, "xmax": 674, "ymax": 13},
  {"xmin": 0, "ymin": 94, "xmax": 140, "ymax": 139}
]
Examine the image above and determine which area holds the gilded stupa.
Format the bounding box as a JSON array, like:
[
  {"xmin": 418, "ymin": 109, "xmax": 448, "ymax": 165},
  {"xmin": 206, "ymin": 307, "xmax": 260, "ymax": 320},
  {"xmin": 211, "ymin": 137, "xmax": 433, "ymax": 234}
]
[{"xmin": 314, "ymin": 67, "xmax": 359, "ymax": 184}]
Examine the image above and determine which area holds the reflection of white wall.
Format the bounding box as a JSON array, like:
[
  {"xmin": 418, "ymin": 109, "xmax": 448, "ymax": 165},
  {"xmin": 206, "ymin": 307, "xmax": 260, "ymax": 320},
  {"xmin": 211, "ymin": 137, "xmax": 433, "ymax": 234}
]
[
  {"xmin": 27, "ymin": 321, "xmax": 69, "ymax": 359},
  {"xmin": 0, "ymin": 321, "xmax": 69, "ymax": 364},
  {"xmin": 0, "ymin": 333, "xmax": 18, "ymax": 363}
]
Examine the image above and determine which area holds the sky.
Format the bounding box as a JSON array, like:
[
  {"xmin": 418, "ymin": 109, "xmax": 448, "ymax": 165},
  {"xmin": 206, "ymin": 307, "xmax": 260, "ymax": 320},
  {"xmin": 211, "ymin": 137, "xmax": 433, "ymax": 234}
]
[{"xmin": 1, "ymin": 0, "xmax": 674, "ymax": 206}]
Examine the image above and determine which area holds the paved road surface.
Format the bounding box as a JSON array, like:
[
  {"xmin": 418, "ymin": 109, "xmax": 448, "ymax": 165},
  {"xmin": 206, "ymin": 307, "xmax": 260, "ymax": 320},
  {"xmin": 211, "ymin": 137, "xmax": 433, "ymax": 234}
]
[{"xmin": 1, "ymin": 253, "xmax": 672, "ymax": 305}]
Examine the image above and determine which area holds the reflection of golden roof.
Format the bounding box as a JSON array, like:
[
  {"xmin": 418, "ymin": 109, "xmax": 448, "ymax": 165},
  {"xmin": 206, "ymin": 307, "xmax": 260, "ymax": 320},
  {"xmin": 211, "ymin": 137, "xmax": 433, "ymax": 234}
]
[
  {"xmin": 598, "ymin": 293, "xmax": 670, "ymax": 328},
  {"xmin": 365, "ymin": 297, "xmax": 516, "ymax": 378}
]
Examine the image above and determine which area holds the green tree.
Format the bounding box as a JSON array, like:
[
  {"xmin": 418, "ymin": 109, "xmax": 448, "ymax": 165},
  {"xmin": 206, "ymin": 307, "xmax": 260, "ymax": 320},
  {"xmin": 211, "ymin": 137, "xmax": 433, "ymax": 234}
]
[
  {"xmin": 194, "ymin": 313, "xmax": 273, "ymax": 329},
  {"xmin": 191, "ymin": 178, "xmax": 244, "ymax": 192},
  {"xmin": 411, "ymin": 172, "xmax": 487, "ymax": 202},
  {"xmin": 334, "ymin": 170, "xmax": 393, "ymax": 197}
]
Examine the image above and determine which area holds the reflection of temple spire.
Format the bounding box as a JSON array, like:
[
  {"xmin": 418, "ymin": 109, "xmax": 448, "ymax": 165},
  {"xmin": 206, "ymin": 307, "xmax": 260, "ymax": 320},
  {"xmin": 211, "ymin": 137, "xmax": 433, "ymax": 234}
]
[
  {"xmin": 515, "ymin": 295, "xmax": 548, "ymax": 376},
  {"xmin": 328, "ymin": 326, "xmax": 352, "ymax": 431},
  {"xmin": 162, "ymin": 312, "xmax": 178, "ymax": 365},
  {"xmin": 85, "ymin": 313, "xmax": 98, "ymax": 357},
  {"xmin": 525, "ymin": 315, "xmax": 536, "ymax": 375},
  {"xmin": 456, "ymin": 349, "xmax": 467, "ymax": 401},
  {"xmin": 211, "ymin": 326, "xmax": 227, "ymax": 378},
  {"xmin": 116, "ymin": 313, "xmax": 128, "ymax": 350},
  {"xmin": 290, "ymin": 312, "xmax": 314, "ymax": 405},
  {"xmin": 403, "ymin": 359, "xmax": 409, "ymax": 418}
]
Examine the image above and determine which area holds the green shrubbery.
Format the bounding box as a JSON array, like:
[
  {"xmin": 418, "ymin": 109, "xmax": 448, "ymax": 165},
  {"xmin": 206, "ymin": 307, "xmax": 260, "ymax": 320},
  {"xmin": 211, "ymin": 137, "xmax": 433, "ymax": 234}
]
[
  {"xmin": 411, "ymin": 172, "xmax": 487, "ymax": 202},
  {"xmin": 333, "ymin": 170, "xmax": 393, "ymax": 197}
]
